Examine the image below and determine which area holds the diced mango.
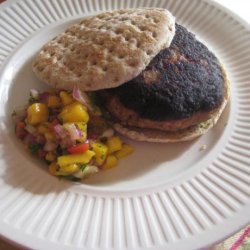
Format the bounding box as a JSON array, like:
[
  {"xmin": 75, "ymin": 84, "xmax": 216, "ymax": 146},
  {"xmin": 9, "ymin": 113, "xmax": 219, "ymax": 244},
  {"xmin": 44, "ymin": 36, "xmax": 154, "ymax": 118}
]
[
  {"xmin": 115, "ymin": 144, "xmax": 134, "ymax": 159},
  {"xmin": 59, "ymin": 102, "xmax": 89, "ymax": 123},
  {"xmin": 102, "ymin": 155, "xmax": 118, "ymax": 170},
  {"xmin": 48, "ymin": 162, "xmax": 58, "ymax": 175},
  {"xmin": 27, "ymin": 103, "xmax": 48, "ymax": 125},
  {"xmin": 57, "ymin": 150, "xmax": 95, "ymax": 167},
  {"xmin": 56, "ymin": 164, "xmax": 79, "ymax": 176},
  {"xmin": 60, "ymin": 91, "xmax": 74, "ymax": 106},
  {"xmin": 37, "ymin": 123, "xmax": 50, "ymax": 134},
  {"xmin": 107, "ymin": 136, "xmax": 122, "ymax": 154},
  {"xmin": 44, "ymin": 132, "xmax": 56, "ymax": 141},
  {"xmin": 47, "ymin": 95, "xmax": 61, "ymax": 108},
  {"xmin": 45, "ymin": 152, "xmax": 56, "ymax": 162},
  {"xmin": 91, "ymin": 141, "xmax": 108, "ymax": 166}
]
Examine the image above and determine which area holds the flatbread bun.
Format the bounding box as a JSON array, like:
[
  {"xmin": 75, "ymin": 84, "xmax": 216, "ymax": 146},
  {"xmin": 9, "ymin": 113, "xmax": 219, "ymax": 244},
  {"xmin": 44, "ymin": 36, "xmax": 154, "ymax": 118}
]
[
  {"xmin": 113, "ymin": 68, "xmax": 230, "ymax": 143},
  {"xmin": 33, "ymin": 8, "xmax": 175, "ymax": 91}
]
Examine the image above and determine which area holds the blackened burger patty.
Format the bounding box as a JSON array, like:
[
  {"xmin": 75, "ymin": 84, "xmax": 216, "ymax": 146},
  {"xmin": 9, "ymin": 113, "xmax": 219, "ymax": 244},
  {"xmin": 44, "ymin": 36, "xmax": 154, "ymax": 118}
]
[{"xmin": 106, "ymin": 24, "xmax": 226, "ymax": 121}]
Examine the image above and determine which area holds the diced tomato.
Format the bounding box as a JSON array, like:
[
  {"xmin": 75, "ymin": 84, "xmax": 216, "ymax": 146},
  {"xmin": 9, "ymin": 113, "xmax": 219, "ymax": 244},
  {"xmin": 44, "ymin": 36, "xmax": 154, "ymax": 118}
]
[
  {"xmin": 15, "ymin": 121, "xmax": 27, "ymax": 139},
  {"xmin": 67, "ymin": 143, "xmax": 89, "ymax": 154},
  {"xmin": 38, "ymin": 149, "xmax": 47, "ymax": 158}
]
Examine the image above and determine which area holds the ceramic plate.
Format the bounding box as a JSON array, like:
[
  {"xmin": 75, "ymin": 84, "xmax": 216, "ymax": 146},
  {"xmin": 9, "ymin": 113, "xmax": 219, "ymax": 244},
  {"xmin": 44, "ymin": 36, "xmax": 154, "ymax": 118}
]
[{"xmin": 0, "ymin": 0, "xmax": 249, "ymax": 249}]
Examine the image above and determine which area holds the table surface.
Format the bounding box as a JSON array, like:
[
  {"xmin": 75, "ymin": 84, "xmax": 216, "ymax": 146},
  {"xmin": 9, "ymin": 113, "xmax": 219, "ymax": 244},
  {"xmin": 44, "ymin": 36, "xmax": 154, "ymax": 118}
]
[{"xmin": 0, "ymin": 0, "xmax": 249, "ymax": 249}]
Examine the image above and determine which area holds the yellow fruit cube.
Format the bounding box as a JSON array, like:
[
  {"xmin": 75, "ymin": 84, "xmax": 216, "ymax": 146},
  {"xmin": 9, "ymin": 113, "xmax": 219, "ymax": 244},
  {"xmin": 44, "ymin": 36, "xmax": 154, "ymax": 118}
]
[
  {"xmin": 60, "ymin": 91, "xmax": 74, "ymax": 106},
  {"xmin": 57, "ymin": 164, "xmax": 79, "ymax": 176},
  {"xmin": 37, "ymin": 123, "xmax": 49, "ymax": 134},
  {"xmin": 27, "ymin": 103, "xmax": 48, "ymax": 125},
  {"xmin": 115, "ymin": 144, "xmax": 134, "ymax": 159},
  {"xmin": 59, "ymin": 102, "xmax": 89, "ymax": 123},
  {"xmin": 44, "ymin": 132, "xmax": 56, "ymax": 141},
  {"xmin": 57, "ymin": 150, "xmax": 95, "ymax": 167},
  {"xmin": 48, "ymin": 162, "xmax": 58, "ymax": 175},
  {"xmin": 47, "ymin": 95, "xmax": 61, "ymax": 108},
  {"xmin": 107, "ymin": 136, "xmax": 122, "ymax": 154},
  {"xmin": 91, "ymin": 141, "xmax": 108, "ymax": 166},
  {"xmin": 45, "ymin": 152, "xmax": 56, "ymax": 162},
  {"xmin": 102, "ymin": 155, "xmax": 118, "ymax": 170}
]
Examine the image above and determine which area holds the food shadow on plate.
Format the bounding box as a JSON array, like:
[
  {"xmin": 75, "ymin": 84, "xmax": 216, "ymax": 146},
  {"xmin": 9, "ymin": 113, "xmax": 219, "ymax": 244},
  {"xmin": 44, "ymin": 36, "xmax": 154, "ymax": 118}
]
[
  {"xmin": 0, "ymin": 101, "xmax": 230, "ymax": 193},
  {"xmin": 83, "ymin": 139, "xmax": 195, "ymax": 186},
  {"xmin": 81, "ymin": 100, "xmax": 231, "ymax": 186}
]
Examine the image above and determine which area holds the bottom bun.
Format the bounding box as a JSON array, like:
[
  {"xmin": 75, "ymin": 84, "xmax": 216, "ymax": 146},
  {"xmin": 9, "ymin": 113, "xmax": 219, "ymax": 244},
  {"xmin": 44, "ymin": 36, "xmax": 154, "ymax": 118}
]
[{"xmin": 114, "ymin": 116, "xmax": 220, "ymax": 143}]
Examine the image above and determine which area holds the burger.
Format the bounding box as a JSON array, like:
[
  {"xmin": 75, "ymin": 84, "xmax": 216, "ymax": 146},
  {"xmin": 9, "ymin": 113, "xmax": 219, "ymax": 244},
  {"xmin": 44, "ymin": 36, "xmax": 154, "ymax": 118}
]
[{"xmin": 33, "ymin": 8, "xmax": 229, "ymax": 143}]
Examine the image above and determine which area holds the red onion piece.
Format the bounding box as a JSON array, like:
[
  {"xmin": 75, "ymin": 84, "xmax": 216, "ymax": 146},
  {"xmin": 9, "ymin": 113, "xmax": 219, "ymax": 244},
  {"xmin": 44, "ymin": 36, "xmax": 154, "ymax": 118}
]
[
  {"xmin": 39, "ymin": 92, "xmax": 50, "ymax": 103},
  {"xmin": 60, "ymin": 138, "xmax": 76, "ymax": 148},
  {"xmin": 53, "ymin": 124, "xmax": 67, "ymax": 139},
  {"xmin": 36, "ymin": 135, "xmax": 46, "ymax": 145},
  {"xmin": 72, "ymin": 85, "xmax": 93, "ymax": 112},
  {"xmin": 23, "ymin": 134, "xmax": 37, "ymax": 145}
]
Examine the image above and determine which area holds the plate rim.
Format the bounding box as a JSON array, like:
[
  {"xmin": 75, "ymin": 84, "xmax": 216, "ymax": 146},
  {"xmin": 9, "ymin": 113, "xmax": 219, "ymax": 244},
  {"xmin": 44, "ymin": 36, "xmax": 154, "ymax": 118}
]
[{"xmin": 0, "ymin": 0, "xmax": 249, "ymax": 249}]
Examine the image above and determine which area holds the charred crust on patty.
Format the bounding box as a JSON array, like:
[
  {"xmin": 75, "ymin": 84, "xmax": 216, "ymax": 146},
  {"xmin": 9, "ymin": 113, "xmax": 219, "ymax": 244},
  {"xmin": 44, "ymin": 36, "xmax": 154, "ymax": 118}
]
[{"xmin": 108, "ymin": 24, "xmax": 226, "ymax": 121}]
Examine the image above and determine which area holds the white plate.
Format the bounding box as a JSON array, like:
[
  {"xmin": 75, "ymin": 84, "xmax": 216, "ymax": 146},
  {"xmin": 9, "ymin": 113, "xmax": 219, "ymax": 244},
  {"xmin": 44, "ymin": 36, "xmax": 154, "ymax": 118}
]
[{"xmin": 0, "ymin": 0, "xmax": 249, "ymax": 249}]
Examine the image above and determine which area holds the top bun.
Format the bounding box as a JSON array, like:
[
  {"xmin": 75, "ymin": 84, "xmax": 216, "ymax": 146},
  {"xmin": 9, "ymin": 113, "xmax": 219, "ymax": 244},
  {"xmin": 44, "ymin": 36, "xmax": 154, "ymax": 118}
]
[{"xmin": 32, "ymin": 8, "xmax": 175, "ymax": 91}]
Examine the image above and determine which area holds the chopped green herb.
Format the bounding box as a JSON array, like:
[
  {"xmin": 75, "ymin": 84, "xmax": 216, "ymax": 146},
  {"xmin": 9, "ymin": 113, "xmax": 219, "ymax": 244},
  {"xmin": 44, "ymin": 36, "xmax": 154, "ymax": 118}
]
[
  {"xmin": 29, "ymin": 96, "xmax": 38, "ymax": 105},
  {"xmin": 79, "ymin": 163, "xmax": 88, "ymax": 172},
  {"xmin": 28, "ymin": 143, "xmax": 41, "ymax": 154},
  {"xmin": 101, "ymin": 154, "xmax": 105, "ymax": 160}
]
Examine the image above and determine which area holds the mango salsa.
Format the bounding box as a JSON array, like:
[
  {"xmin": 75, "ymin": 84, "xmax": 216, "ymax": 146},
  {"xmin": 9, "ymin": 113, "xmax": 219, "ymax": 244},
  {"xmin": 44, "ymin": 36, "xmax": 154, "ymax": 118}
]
[
  {"xmin": 60, "ymin": 91, "xmax": 74, "ymax": 106},
  {"xmin": 107, "ymin": 136, "xmax": 122, "ymax": 154},
  {"xmin": 47, "ymin": 95, "xmax": 61, "ymax": 108},
  {"xmin": 59, "ymin": 102, "xmax": 89, "ymax": 123},
  {"xmin": 27, "ymin": 103, "xmax": 48, "ymax": 125},
  {"xmin": 102, "ymin": 155, "xmax": 118, "ymax": 170},
  {"xmin": 115, "ymin": 144, "xmax": 134, "ymax": 159},
  {"xmin": 91, "ymin": 141, "xmax": 108, "ymax": 166},
  {"xmin": 57, "ymin": 150, "xmax": 95, "ymax": 167},
  {"xmin": 13, "ymin": 87, "xmax": 134, "ymax": 181},
  {"xmin": 57, "ymin": 164, "xmax": 79, "ymax": 175}
]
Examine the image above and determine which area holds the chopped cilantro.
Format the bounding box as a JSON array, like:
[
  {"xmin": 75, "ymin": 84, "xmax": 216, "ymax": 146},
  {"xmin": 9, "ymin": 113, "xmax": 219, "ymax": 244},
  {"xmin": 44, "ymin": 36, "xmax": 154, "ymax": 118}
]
[
  {"xmin": 101, "ymin": 154, "xmax": 105, "ymax": 160},
  {"xmin": 28, "ymin": 143, "xmax": 41, "ymax": 154},
  {"xmin": 29, "ymin": 96, "xmax": 38, "ymax": 105},
  {"xmin": 79, "ymin": 163, "xmax": 88, "ymax": 172}
]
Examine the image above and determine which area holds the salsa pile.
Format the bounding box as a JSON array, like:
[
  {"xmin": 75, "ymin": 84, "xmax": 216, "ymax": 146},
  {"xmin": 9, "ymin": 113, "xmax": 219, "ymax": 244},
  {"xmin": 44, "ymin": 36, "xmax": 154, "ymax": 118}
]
[{"xmin": 12, "ymin": 86, "xmax": 133, "ymax": 181}]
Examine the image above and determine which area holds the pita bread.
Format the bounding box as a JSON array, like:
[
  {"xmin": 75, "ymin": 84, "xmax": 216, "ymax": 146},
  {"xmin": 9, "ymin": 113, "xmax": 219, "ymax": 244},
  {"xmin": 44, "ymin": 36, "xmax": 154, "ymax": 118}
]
[{"xmin": 33, "ymin": 8, "xmax": 175, "ymax": 91}]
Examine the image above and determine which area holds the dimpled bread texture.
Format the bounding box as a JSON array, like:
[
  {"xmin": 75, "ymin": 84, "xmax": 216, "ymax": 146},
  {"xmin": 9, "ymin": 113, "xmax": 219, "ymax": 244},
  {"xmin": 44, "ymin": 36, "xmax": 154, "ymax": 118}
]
[{"xmin": 32, "ymin": 8, "xmax": 175, "ymax": 91}]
